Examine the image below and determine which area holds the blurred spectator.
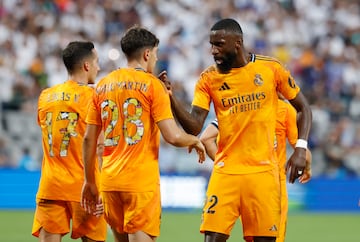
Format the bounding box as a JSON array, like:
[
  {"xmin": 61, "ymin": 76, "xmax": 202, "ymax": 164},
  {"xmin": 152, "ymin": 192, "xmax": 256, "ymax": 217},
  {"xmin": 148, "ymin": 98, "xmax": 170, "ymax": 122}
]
[
  {"xmin": 2, "ymin": 83, "xmax": 28, "ymax": 111},
  {"xmin": 17, "ymin": 147, "xmax": 39, "ymax": 171},
  {"xmin": 0, "ymin": 136, "xmax": 13, "ymax": 168},
  {"xmin": 27, "ymin": 54, "xmax": 48, "ymax": 90},
  {"xmin": 344, "ymin": 124, "xmax": 360, "ymax": 176},
  {"xmin": 323, "ymin": 117, "xmax": 358, "ymax": 178}
]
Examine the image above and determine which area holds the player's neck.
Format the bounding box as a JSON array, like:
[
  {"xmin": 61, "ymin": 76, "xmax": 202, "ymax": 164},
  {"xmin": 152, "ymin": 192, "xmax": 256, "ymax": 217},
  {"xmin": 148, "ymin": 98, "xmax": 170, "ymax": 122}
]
[
  {"xmin": 128, "ymin": 60, "xmax": 147, "ymax": 72},
  {"xmin": 68, "ymin": 73, "xmax": 88, "ymax": 85}
]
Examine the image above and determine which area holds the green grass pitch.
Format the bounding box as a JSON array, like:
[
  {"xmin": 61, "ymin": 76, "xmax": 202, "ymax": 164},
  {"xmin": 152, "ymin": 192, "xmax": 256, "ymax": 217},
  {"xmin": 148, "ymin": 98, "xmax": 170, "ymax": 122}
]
[{"xmin": 1, "ymin": 210, "xmax": 358, "ymax": 242}]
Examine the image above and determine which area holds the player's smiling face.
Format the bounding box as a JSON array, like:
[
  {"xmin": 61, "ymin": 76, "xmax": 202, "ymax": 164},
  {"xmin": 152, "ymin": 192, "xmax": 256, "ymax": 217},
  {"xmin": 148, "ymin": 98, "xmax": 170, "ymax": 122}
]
[{"xmin": 209, "ymin": 30, "xmax": 237, "ymax": 73}]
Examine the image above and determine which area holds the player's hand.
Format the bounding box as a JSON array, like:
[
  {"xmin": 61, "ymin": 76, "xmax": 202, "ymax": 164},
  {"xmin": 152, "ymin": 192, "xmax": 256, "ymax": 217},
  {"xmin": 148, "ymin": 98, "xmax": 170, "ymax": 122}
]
[
  {"xmin": 158, "ymin": 70, "xmax": 172, "ymax": 95},
  {"xmin": 92, "ymin": 196, "xmax": 104, "ymax": 217},
  {"xmin": 81, "ymin": 182, "xmax": 99, "ymax": 215},
  {"xmin": 298, "ymin": 167, "xmax": 312, "ymax": 183},
  {"xmin": 299, "ymin": 149, "xmax": 312, "ymax": 183},
  {"xmin": 188, "ymin": 139, "xmax": 206, "ymax": 163},
  {"xmin": 286, "ymin": 147, "xmax": 306, "ymax": 184}
]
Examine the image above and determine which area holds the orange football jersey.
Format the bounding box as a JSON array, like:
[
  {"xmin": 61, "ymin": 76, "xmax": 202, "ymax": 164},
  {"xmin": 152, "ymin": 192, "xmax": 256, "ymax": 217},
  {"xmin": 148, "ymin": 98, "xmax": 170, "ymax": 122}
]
[
  {"xmin": 37, "ymin": 80, "xmax": 99, "ymax": 201},
  {"xmin": 86, "ymin": 68, "xmax": 173, "ymax": 192},
  {"xmin": 193, "ymin": 54, "xmax": 300, "ymax": 174}
]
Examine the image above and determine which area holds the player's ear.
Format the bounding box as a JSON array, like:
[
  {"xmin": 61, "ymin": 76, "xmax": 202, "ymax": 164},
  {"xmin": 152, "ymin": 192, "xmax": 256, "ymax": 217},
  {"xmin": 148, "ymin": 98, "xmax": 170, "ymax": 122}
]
[
  {"xmin": 143, "ymin": 49, "xmax": 150, "ymax": 61},
  {"xmin": 84, "ymin": 61, "xmax": 90, "ymax": 71},
  {"xmin": 235, "ymin": 35, "xmax": 243, "ymax": 49},
  {"xmin": 235, "ymin": 39, "xmax": 242, "ymax": 49}
]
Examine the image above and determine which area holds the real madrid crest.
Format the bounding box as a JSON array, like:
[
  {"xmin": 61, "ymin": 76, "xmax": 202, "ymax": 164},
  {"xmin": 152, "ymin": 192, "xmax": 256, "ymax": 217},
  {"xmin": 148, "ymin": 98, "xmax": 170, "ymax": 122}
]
[{"xmin": 254, "ymin": 74, "xmax": 263, "ymax": 86}]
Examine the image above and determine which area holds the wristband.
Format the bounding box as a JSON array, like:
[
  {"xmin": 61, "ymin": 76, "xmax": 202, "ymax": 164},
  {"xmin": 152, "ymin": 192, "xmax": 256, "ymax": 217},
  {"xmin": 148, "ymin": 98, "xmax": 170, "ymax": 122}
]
[{"xmin": 295, "ymin": 139, "xmax": 308, "ymax": 149}]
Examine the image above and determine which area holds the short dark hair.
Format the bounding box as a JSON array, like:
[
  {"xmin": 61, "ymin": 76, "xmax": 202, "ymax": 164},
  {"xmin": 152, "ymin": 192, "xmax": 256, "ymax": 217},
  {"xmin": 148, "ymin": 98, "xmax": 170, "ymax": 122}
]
[
  {"xmin": 211, "ymin": 18, "xmax": 243, "ymax": 35},
  {"xmin": 120, "ymin": 25, "xmax": 159, "ymax": 59},
  {"xmin": 62, "ymin": 41, "xmax": 95, "ymax": 74}
]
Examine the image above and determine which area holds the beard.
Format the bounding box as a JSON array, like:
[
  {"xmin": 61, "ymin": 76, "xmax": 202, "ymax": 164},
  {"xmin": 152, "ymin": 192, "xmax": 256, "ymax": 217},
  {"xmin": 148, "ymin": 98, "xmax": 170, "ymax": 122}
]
[{"xmin": 215, "ymin": 51, "xmax": 237, "ymax": 74}]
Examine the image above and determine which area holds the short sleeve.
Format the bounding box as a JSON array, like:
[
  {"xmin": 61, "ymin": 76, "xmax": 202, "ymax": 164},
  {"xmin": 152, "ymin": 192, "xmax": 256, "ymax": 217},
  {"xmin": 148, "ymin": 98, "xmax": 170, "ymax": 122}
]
[
  {"xmin": 151, "ymin": 78, "xmax": 173, "ymax": 123},
  {"xmin": 192, "ymin": 74, "xmax": 211, "ymax": 111},
  {"xmin": 275, "ymin": 64, "xmax": 300, "ymax": 101},
  {"xmin": 85, "ymin": 91, "xmax": 102, "ymax": 125}
]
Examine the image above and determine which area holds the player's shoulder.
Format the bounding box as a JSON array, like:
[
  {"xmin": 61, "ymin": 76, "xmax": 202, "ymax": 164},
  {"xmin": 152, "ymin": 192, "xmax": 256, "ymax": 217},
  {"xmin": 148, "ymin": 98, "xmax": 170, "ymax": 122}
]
[
  {"xmin": 95, "ymin": 68, "xmax": 123, "ymax": 89},
  {"xmin": 199, "ymin": 64, "xmax": 218, "ymax": 81},
  {"xmin": 104, "ymin": 67, "xmax": 156, "ymax": 81},
  {"xmin": 101, "ymin": 68, "xmax": 122, "ymax": 81},
  {"xmin": 202, "ymin": 64, "xmax": 217, "ymax": 74},
  {"xmin": 80, "ymin": 84, "xmax": 96, "ymax": 96},
  {"xmin": 39, "ymin": 83, "xmax": 63, "ymax": 96},
  {"xmin": 67, "ymin": 80, "xmax": 94, "ymax": 94},
  {"xmin": 249, "ymin": 53, "xmax": 284, "ymax": 67}
]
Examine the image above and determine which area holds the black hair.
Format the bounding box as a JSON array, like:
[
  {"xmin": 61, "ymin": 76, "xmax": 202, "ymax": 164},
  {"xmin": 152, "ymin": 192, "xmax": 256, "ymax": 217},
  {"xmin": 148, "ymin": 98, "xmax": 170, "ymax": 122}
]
[
  {"xmin": 62, "ymin": 41, "xmax": 95, "ymax": 74},
  {"xmin": 120, "ymin": 25, "xmax": 159, "ymax": 59},
  {"xmin": 211, "ymin": 18, "xmax": 243, "ymax": 35}
]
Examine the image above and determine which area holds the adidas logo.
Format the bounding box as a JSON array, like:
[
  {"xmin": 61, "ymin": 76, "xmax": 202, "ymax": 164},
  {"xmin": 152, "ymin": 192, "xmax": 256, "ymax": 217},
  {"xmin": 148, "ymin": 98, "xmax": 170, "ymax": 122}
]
[
  {"xmin": 218, "ymin": 82, "xmax": 230, "ymax": 91},
  {"xmin": 269, "ymin": 225, "xmax": 277, "ymax": 231}
]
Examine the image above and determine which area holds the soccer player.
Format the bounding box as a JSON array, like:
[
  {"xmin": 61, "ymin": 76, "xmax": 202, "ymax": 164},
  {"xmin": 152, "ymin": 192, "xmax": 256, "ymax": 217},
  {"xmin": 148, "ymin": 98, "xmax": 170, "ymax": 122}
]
[
  {"xmin": 159, "ymin": 19, "xmax": 312, "ymax": 242},
  {"xmin": 275, "ymin": 94, "xmax": 312, "ymax": 242},
  {"xmin": 32, "ymin": 41, "xmax": 107, "ymax": 242},
  {"xmin": 81, "ymin": 26, "xmax": 206, "ymax": 242},
  {"xmin": 200, "ymin": 96, "xmax": 313, "ymax": 242}
]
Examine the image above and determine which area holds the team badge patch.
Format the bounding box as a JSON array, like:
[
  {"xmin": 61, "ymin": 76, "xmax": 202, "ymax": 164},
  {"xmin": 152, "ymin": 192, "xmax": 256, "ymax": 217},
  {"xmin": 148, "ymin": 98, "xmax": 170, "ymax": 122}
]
[
  {"xmin": 254, "ymin": 74, "xmax": 263, "ymax": 86},
  {"xmin": 288, "ymin": 77, "xmax": 297, "ymax": 88}
]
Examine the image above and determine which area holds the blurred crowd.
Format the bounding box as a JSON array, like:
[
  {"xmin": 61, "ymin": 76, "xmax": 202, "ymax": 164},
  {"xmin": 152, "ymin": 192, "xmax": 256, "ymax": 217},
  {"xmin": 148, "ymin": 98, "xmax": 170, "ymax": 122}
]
[{"xmin": 0, "ymin": 0, "xmax": 360, "ymax": 178}]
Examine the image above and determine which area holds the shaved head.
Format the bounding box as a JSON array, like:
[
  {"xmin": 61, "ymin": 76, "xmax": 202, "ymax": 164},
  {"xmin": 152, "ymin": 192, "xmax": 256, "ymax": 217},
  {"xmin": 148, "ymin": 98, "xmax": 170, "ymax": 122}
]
[{"xmin": 211, "ymin": 18, "xmax": 243, "ymax": 36}]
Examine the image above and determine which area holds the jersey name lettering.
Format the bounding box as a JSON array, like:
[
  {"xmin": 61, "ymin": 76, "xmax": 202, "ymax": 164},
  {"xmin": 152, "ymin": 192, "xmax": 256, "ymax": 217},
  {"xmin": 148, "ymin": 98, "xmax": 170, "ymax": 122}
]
[{"xmin": 96, "ymin": 81, "xmax": 148, "ymax": 94}]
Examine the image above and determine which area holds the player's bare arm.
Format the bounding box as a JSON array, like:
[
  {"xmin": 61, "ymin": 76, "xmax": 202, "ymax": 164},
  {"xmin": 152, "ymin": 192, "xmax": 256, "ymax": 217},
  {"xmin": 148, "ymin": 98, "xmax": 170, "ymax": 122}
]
[
  {"xmin": 81, "ymin": 124, "xmax": 102, "ymax": 214},
  {"xmin": 158, "ymin": 71, "xmax": 208, "ymax": 135},
  {"xmin": 183, "ymin": 106, "xmax": 209, "ymax": 135},
  {"xmin": 168, "ymin": 97, "xmax": 208, "ymax": 135},
  {"xmin": 199, "ymin": 124, "xmax": 218, "ymax": 161},
  {"xmin": 96, "ymin": 131, "xmax": 105, "ymax": 170},
  {"xmin": 157, "ymin": 119, "xmax": 206, "ymax": 163},
  {"xmin": 287, "ymin": 92, "xmax": 313, "ymax": 183}
]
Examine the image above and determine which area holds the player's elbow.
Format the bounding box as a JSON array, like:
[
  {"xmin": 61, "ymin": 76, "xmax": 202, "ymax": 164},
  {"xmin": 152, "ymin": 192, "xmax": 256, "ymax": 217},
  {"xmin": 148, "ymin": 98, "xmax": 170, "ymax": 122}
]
[
  {"xmin": 300, "ymin": 104, "xmax": 313, "ymax": 121},
  {"xmin": 184, "ymin": 125, "xmax": 202, "ymax": 136},
  {"xmin": 83, "ymin": 134, "xmax": 92, "ymax": 146}
]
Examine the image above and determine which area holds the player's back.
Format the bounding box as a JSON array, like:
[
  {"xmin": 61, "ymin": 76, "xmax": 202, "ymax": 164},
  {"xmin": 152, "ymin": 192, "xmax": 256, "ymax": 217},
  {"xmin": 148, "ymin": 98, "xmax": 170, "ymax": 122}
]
[
  {"xmin": 91, "ymin": 68, "xmax": 173, "ymax": 192},
  {"xmin": 37, "ymin": 80, "xmax": 95, "ymax": 201}
]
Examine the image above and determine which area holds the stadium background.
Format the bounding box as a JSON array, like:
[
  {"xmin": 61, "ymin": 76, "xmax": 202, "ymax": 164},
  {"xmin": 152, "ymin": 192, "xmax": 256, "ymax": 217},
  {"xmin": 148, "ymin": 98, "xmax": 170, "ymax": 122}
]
[{"xmin": 0, "ymin": 0, "xmax": 359, "ymax": 241}]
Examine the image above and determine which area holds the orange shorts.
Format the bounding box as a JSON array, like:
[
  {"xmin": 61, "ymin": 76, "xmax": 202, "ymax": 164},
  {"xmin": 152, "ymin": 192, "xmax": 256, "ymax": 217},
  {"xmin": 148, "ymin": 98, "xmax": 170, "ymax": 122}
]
[
  {"xmin": 102, "ymin": 188, "xmax": 161, "ymax": 237},
  {"xmin": 277, "ymin": 177, "xmax": 288, "ymax": 242},
  {"xmin": 200, "ymin": 169, "xmax": 280, "ymax": 238},
  {"xmin": 32, "ymin": 199, "xmax": 107, "ymax": 241}
]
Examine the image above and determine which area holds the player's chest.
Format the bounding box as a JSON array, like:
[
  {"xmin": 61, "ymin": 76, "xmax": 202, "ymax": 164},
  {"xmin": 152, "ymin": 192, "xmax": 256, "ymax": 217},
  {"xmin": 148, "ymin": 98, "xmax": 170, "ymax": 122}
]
[{"xmin": 210, "ymin": 70, "xmax": 276, "ymax": 108}]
